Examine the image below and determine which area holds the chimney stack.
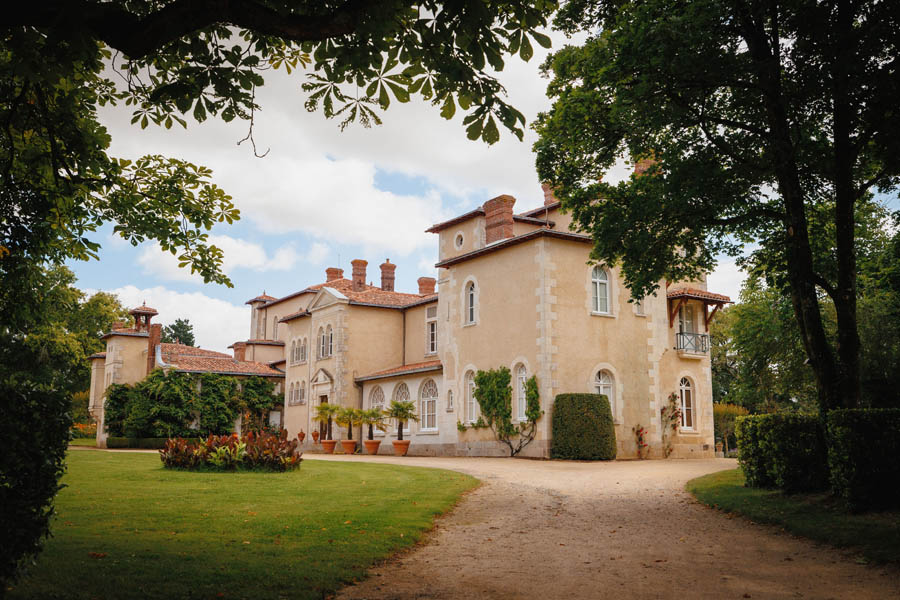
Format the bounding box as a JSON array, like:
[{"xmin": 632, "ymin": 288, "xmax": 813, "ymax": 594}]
[
  {"xmin": 380, "ymin": 259, "xmax": 396, "ymax": 291},
  {"xmin": 233, "ymin": 342, "xmax": 247, "ymax": 362},
  {"xmin": 541, "ymin": 182, "xmax": 557, "ymax": 206},
  {"xmin": 483, "ymin": 194, "xmax": 516, "ymax": 244},
  {"xmin": 146, "ymin": 324, "xmax": 162, "ymax": 375},
  {"xmin": 417, "ymin": 277, "xmax": 436, "ymax": 296},
  {"xmin": 325, "ymin": 267, "xmax": 344, "ymax": 282},
  {"xmin": 351, "ymin": 259, "xmax": 368, "ymax": 292}
]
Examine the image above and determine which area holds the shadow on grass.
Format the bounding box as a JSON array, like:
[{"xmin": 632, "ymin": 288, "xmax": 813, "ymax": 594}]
[{"xmin": 687, "ymin": 468, "xmax": 900, "ymax": 564}]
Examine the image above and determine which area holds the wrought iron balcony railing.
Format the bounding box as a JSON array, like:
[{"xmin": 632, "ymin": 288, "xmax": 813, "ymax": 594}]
[{"xmin": 676, "ymin": 332, "xmax": 710, "ymax": 353}]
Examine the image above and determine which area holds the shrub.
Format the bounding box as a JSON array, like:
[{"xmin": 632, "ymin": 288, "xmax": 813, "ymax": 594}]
[
  {"xmin": 551, "ymin": 393, "xmax": 616, "ymax": 460},
  {"xmin": 106, "ymin": 437, "xmax": 189, "ymax": 449},
  {"xmin": 735, "ymin": 414, "xmax": 827, "ymax": 492},
  {"xmin": 713, "ymin": 403, "xmax": 748, "ymax": 453},
  {"xmin": 71, "ymin": 422, "xmax": 97, "ymax": 439},
  {"xmin": 827, "ymin": 408, "xmax": 900, "ymax": 511},
  {"xmin": 160, "ymin": 432, "xmax": 302, "ymax": 472}
]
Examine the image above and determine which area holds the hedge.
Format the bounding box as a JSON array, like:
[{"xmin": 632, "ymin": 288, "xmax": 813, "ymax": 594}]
[
  {"xmin": 735, "ymin": 414, "xmax": 827, "ymax": 493},
  {"xmin": 106, "ymin": 437, "xmax": 200, "ymax": 449},
  {"xmin": 827, "ymin": 408, "xmax": 900, "ymax": 511},
  {"xmin": 551, "ymin": 393, "xmax": 617, "ymax": 460}
]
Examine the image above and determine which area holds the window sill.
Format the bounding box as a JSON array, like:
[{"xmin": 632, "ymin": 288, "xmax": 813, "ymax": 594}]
[
  {"xmin": 317, "ymin": 355, "xmax": 333, "ymax": 361},
  {"xmin": 416, "ymin": 429, "xmax": 439, "ymax": 436},
  {"xmin": 425, "ymin": 351, "xmax": 438, "ymax": 357},
  {"xmin": 462, "ymin": 322, "xmax": 478, "ymax": 328},
  {"xmin": 591, "ymin": 312, "xmax": 616, "ymax": 318},
  {"xmin": 678, "ymin": 428, "xmax": 699, "ymax": 435},
  {"xmin": 446, "ymin": 406, "xmax": 454, "ymax": 412},
  {"xmin": 633, "ymin": 313, "xmax": 647, "ymax": 318}
]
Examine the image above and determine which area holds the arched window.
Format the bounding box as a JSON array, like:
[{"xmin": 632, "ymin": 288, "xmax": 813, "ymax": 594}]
[
  {"xmin": 370, "ymin": 385, "xmax": 385, "ymax": 411},
  {"xmin": 318, "ymin": 327, "xmax": 326, "ymax": 358},
  {"xmin": 326, "ymin": 324, "xmax": 333, "ymax": 356},
  {"xmin": 393, "ymin": 382, "xmax": 410, "ymax": 403},
  {"xmin": 679, "ymin": 377, "xmax": 694, "ymax": 429},
  {"xmin": 515, "ymin": 364, "xmax": 527, "ymax": 421},
  {"xmin": 290, "ymin": 341, "xmax": 297, "ymax": 364},
  {"xmin": 591, "ymin": 266, "xmax": 610, "ymax": 314},
  {"xmin": 465, "ymin": 371, "xmax": 478, "ymax": 423},
  {"xmin": 465, "ymin": 281, "xmax": 476, "ymax": 324},
  {"xmin": 420, "ymin": 379, "xmax": 438, "ymax": 430},
  {"xmin": 300, "ymin": 338, "xmax": 307, "ymax": 362},
  {"xmin": 595, "ymin": 370, "xmax": 615, "ymax": 417},
  {"xmin": 298, "ymin": 381, "xmax": 306, "ymax": 404}
]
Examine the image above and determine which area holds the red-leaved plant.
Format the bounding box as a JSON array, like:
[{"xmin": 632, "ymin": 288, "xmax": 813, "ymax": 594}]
[{"xmin": 159, "ymin": 430, "xmax": 302, "ymax": 472}]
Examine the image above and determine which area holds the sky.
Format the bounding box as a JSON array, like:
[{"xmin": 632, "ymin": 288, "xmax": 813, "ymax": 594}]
[{"xmin": 72, "ymin": 30, "xmax": 746, "ymax": 353}]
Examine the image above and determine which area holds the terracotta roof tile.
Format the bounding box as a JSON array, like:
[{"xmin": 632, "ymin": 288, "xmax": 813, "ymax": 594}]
[
  {"xmin": 666, "ymin": 287, "xmax": 732, "ymax": 303},
  {"xmin": 279, "ymin": 310, "xmax": 310, "ymax": 323},
  {"xmin": 129, "ymin": 303, "xmax": 158, "ymax": 315},
  {"xmin": 245, "ymin": 293, "xmax": 278, "ymax": 305},
  {"xmin": 267, "ymin": 278, "xmax": 436, "ymax": 310},
  {"xmin": 356, "ymin": 360, "xmax": 442, "ymax": 382},
  {"xmin": 159, "ymin": 343, "xmax": 282, "ymax": 377}
]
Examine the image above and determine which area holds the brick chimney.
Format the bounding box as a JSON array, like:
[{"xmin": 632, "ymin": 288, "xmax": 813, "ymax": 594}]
[
  {"xmin": 483, "ymin": 195, "xmax": 516, "ymax": 244},
  {"xmin": 146, "ymin": 323, "xmax": 162, "ymax": 375},
  {"xmin": 351, "ymin": 259, "xmax": 368, "ymax": 292},
  {"xmin": 417, "ymin": 277, "xmax": 436, "ymax": 296},
  {"xmin": 233, "ymin": 342, "xmax": 247, "ymax": 362},
  {"xmin": 325, "ymin": 267, "xmax": 344, "ymax": 282},
  {"xmin": 541, "ymin": 182, "xmax": 557, "ymax": 206},
  {"xmin": 380, "ymin": 259, "xmax": 396, "ymax": 291}
]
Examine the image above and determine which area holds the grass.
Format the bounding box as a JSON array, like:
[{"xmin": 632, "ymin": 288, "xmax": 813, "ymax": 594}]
[
  {"xmin": 68, "ymin": 438, "xmax": 96, "ymax": 447},
  {"xmin": 9, "ymin": 450, "xmax": 478, "ymax": 599},
  {"xmin": 688, "ymin": 468, "xmax": 900, "ymax": 564}
]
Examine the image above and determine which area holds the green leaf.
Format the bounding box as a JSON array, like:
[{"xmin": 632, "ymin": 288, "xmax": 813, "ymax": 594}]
[
  {"xmin": 519, "ymin": 34, "xmax": 534, "ymax": 62},
  {"xmin": 440, "ymin": 94, "xmax": 456, "ymax": 120},
  {"xmin": 483, "ymin": 116, "xmax": 500, "ymax": 144},
  {"xmin": 466, "ymin": 118, "xmax": 483, "ymax": 141},
  {"xmin": 532, "ymin": 31, "xmax": 552, "ymax": 49}
]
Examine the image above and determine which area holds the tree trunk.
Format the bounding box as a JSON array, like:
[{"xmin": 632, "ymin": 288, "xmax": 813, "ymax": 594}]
[
  {"xmin": 326, "ymin": 417, "xmax": 332, "ymax": 441},
  {"xmin": 397, "ymin": 421, "xmax": 404, "ymax": 441},
  {"xmin": 367, "ymin": 424, "xmax": 373, "ymax": 441},
  {"xmin": 347, "ymin": 425, "xmax": 352, "ymax": 440}
]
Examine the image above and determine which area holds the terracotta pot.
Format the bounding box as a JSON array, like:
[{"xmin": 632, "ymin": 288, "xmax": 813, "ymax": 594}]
[
  {"xmin": 363, "ymin": 440, "xmax": 382, "ymax": 455},
  {"xmin": 297, "ymin": 431, "xmax": 306, "ymax": 443},
  {"xmin": 321, "ymin": 440, "xmax": 337, "ymax": 454},
  {"xmin": 311, "ymin": 431, "xmax": 320, "ymax": 443},
  {"xmin": 340, "ymin": 440, "xmax": 358, "ymax": 455},
  {"xmin": 392, "ymin": 439, "xmax": 411, "ymax": 457}
]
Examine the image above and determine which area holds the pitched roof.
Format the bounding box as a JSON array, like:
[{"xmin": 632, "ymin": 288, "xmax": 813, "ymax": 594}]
[
  {"xmin": 279, "ymin": 310, "xmax": 310, "ymax": 323},
  {"xmin": 666, "ymin": 287, "xmax": 732, "ymax": 304},
  {"xmin": 356, "ymin": 360, "xmax": 443, "ymax": 382},
  {"xmin": 129, "ymin": 303, "xmax": 158, "ymax": 315},
  {"xmin": 88, "ymin": 352, "xmax": 106, "ymax": 360},
  {"xmin": 245, "ymin": 293, "xmax": 277, "ymax": 305},
  {"xmin": 425, "ymin": 208, "xmax": 554, "ymax": 233},
  {"xmin": 266, "ymin": 278, "xmax": 436, "ymax": 310},
  {"xmin": 159, "ymin": 343, "xmax": 282, "ymax": 377},
  {"xmin": 435, "ymin": 229, "xmax": 593, "ymax": 268},
  {"xmin": 101, "ymin": 328, "xmax": 149, "ymax": 339}
]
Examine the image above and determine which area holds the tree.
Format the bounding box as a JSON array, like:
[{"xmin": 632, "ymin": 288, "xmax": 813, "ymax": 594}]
[
  {"xmin": 473, "ymin": 367, "xmax": 542, "ymax": 456},
  {"xmin": 385, "ymin": 400, "xmax": 418, "ymax": 442},
  {"xmin": 534, "ymin": 0, "xmax": 900, "ymax": 414},
  {"xmin": 162, "ymin": 318, "xmax": 196, "ymax": 347}
]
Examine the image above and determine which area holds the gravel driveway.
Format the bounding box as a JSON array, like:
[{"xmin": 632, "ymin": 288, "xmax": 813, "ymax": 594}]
[{"xmin": 307, "ymin": 455, "xmax": 900, "ymax": 599}]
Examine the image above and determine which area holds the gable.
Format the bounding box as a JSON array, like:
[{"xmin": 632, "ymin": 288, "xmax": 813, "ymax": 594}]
[{"xmin": 307, "ymin": 287, "xmax": 348, "ymax": 312}]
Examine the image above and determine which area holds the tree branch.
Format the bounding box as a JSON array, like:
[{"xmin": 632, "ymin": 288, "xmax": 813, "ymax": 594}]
[{"xmin": 10, "ymin": 0, "xmax": 376, "ymax": 59}]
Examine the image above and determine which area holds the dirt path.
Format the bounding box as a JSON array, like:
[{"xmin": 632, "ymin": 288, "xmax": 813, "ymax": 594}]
[{"xmin": 308, "ymin": 455, "xmax": 900, "ymax": 599}]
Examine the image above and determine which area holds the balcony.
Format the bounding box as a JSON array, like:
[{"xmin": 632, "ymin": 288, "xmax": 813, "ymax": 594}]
[{"xmin": 676, "ymin": 332, "xmax": 709, "ymax": 358}]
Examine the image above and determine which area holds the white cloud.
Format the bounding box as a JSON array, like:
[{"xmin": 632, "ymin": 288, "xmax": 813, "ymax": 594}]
[
  {"xmin": 100, "ymin": 285, "xmax": 247, "ymax": 353},
  {"xmin": 136, "ymin": 235, "xmax": 317, "ymax": 283},
  {"xmin": 707, "ymin": 260, "xmax": 746, "ymax": 302}
]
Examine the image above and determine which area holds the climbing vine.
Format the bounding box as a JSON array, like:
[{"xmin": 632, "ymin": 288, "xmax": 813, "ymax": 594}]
[
  {"xmin": 660, "ymin": 392, "xmax": 682, "ymax": 458},
  {"xmin": 473, "ymin": 367, "xmax": 543, "ymax": 456},
  {"xmin": 632, "ymin": 424, "xmax": 649, "ymax": 459}
]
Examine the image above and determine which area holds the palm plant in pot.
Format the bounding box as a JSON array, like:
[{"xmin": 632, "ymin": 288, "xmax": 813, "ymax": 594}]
[
  {"xmin": 385, "ymin": 400, "xmax": 418, "ymax": 456},
  {"xmin": 313, "ymin": 403, "xmax": 339, "ymax": 454},
  {"xmin": 335, "ymin": 407, "xmax": 362, "ymax": 454},
  {"xmin": 360, "ymin": 408, "xmax": 388, "ymax": 455}
]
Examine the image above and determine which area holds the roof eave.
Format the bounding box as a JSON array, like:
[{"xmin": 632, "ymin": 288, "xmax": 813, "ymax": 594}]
[{"xmin": 355, "ymin": 364, "xmax": 443, "ymax": 383}]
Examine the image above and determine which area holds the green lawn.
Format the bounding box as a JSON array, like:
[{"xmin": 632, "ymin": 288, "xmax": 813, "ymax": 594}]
[
  {"xmin": 68, "ymin": 438, "xmax": 96, "ymax": 447},
  {"xmin": 688, "ymin": 468, "xmax": 900, "ymax": 564},
  {"xmin": 9, "ymin": 450, "xmax": 478, "ymax": 599}
]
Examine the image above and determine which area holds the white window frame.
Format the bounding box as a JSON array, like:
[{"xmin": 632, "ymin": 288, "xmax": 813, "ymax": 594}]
[
  {"xmin": 300, "ymin": 338, "xmax": 307, "ymax": 363},
  {"xmin": 679, "ymin": 377, "xmax": 694, "ymax": 430},
  {"xmin": 515, "ymin": 364, "xmax": 527, "ymax": 421},
  {"xmin": 426, "ymin": 320, "xmax": 437, "ymax": 355},
  {"xmin": 465, "ymin": 371, "xmax": 478, "ymax": 423},
  {"xmin": 679, "ymin": 305, "xmax": 695, "ymax": 334},
  {"xmin": 591, "ymin": 266, "xmax": 611, "ymax": 315},
  {"xmin": 634, "ymin": 296, "xmax": 645, "ymax": 316},
  {"xmin": 465, "ymin": 282, "xmax": 477, "ymax": 325},
  {"xmin": 326, "ymin": 325, "xmax": 333, "ymax": 356},
  {"xmin": 595, "ymin": 370, "xmax": 615, "ymax": 418},
  {"xmin": 393, "ymin": 382, "xmax": 411, "ymax": 434},
  {"xmin": 288, "ymin": 382, "xmax": 295, "ymax": 405},
  {"xmin": 446, "ymin": 389, "xmax": 454, "ymax": 412},
  {"xmin": 420, "ymin": 379, "xmax": 438, "ymax": 431},
  {"xmin": 318, "ymin": 327, "xmax": 326, "ymax": 358},
  {"xmin": 369, "ymin": 385, "xmax": 386, "ymax": 435},
  {"xmin": 298, "ymin": 381, "xmax": 306, "ymax": 405}
]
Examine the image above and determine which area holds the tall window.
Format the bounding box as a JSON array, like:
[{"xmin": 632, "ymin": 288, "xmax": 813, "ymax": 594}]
[
  {"xmin": 393, "ymin": 382, "xmax": 410, "ymax": 403},
  {"xmin": 300, "ymin": 338, "xmax": 307, "ymax": 362},
  {"xmin": 326, "ymin": 325, "xmax": 334, "ymax": 356},
  {"xmin": 515, "ymin": 364, "xmax": 527, "ymax": 421},
  {"xmin": 591, "ymin": 266, "xmax": 610, "ymax": 314},
  {"xmin": 634, "ymin": 297, "xmax": 645, "ymax": 316},
  {"xmin": 272, "ymin": 316, "xmax": 279, "ymax": 338},
  {"xmin": 318, "ymin": 327, "xmax": 326, "ymax": 358},
  {"xmin": 426, "ymin": 305, "xmax": 438, "ymax": 354},
  {"xmin": 595, "ymin": 370, "xmax": 615, "ymax": 417},
  {"xmin": 298, "ymin": 381, "xmax": 305, "ymax": 404},
  {"xmin": 679, "ymin": 305, "xmax": 695, "ymax": 333},
  {"xmin": 420, "ymin": 379, "xmax": 438, "ymax": 430},
  {"xmin": 447, "ymin": 390, "xmax": 454, "ymax": 412},
  {"xmin": 370, "ymin": 385, "xmax": 385, "ymax": 411},
  {"xmin": 289, "ymin": 382, "xmax": 295, "ymax": 404},
  {"xmin": 290, "ymin": 341, "xmax": 297, "ymax": 364},
  {"xmin": 679, "ymin": 377, "xmax": 694, "ymax": 429},
  {"xmin": 465, "ymin": 371, "xmax": 477, "ymax": 423},
  {"xmin": 465, "ymin": 282, "xmax": 476, "ymax": 324}
]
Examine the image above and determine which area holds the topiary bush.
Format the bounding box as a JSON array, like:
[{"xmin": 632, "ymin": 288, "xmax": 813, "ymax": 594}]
[
  {"xmin": 551, "ymin": 393, "xmax": 617, "ymax": 460},
  {"xmin": 736, "ymin": 414, "xmax": 827, "ymax": 492},
  {"xmin": 827, "ymin": 408, "xmax": 900, "ymax": 511}
]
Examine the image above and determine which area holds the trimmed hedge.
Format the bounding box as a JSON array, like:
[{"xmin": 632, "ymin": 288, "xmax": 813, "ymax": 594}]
[
  {"xmin": 827, "ymin": 408, "xmax": 900, "ymax": 511},
  {"xmin": 106, "ymin": 437, "xmax": 200, "ymax": 449},
  {"xmin": 735, "ymin": 414, "xmax": 827, "ymax": 493},
  {"xmin": 551, "ymin": 393, "xmax": 617, "ymax": 460}
]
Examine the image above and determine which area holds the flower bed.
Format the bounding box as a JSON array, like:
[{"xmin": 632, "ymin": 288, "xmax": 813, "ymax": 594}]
[
  {"xmin": 71, "ymin": 422, "xmax": 97, "ymax": 438},
  {"xmin": 160, "ymin": 432, "xmax": 302, "ymax": 472}
]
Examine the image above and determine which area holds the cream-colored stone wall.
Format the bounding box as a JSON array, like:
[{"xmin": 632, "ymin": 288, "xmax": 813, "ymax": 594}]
[
  {"xmin": 88, "ymin": 357, "xmax": 106, "ymax": 418},
  {"xmin": 95, "ymin": 334, "xmax": 148, "ymax": 446},
  {"xmin": 402, "ymin": 302, "xmax": 438, "ymax": 365},
  {"xmin": 243, "ymin": 343, "xmax": 283, "ymax": 364},
  {"xmin": 437, "ymin": 216, "xmax": 485, "ymax": 261},
  {"xmin": 282, "ymin": 316, "xmax": 313, "ymax": 442}
]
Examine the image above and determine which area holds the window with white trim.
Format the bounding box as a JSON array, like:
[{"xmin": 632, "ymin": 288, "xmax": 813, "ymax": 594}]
[
  {"xmin": 680, "ymin": 377, "xmax": 694, "ymax": 429},
  {"xmin": 288, "ymin": 382, "xmax": 295, "ymax": 405},
  {"xmin": 634, "ymin": 297, "xmax": 645, "ymax": 316},
  {"xmin": 290, "ymin": 341, "xmax": 297, "ymax": 364},
  {"xmin": 595, "ymin": 370, "xmax": 615, "ymax": 418},
  {"xmin": 370, "ymin": 385, "xmax": 385, "ymax": 411},
  {"xmin": 447, "ymin": 390, "xmax": 454, "ymax": 412},
  {"xmin": 300, "ymin": 338, "xmax": 307, "ymax": 363},
  {"xmin": 515, "ymin": 364, "xmax": 527, "ymax": 421},
  {"xmin": 426, "ymin": 305, "xmax": 438, "ymax": 355},
  {"xmin": 326, "ymin": 324, "xmax": 334, "ymax": 356},
  {"xmin": 298, "ymin": 381, "xmax": 305, "ymax": 404},
  {"xmin": 420, "ymin": 379, "xmax": 438, "ymax": 430},
  {"xmin": 393, "ymin": 382, "xmax": 410, "ymax": 403},
  {"xmin": 318, "ymin": 327, "xmax": 326, "ymax": 358},
  {"xmin": 465, "ymin": 371, "xmax": 478, "ymax": 423},
  {"xmin": 678, "ymin": 305, "xmax": 695, "ymax": 333},
  {"xmin": 591, "ymin": 266, "xmax": 610, "ymax": 314},
  {"xmin": 465, "ymin": 282, "xmax": 476, "ymax": 325}
]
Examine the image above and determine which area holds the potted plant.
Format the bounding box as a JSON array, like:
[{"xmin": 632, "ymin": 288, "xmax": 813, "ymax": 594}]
[
  {"xmin": 360, "ymin": 408, "xmax": 387, "ymax": 455},
  {"xmin": 336, "ymin": 407, "xmax": 362, "ymax": 455},
  {"xmin": 313, "ymin": 403, "xmax": 339, "ymax": 454},
  {"xmin": 385, "ymin": 400, "xmax": 418, "ymax": 456}
]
